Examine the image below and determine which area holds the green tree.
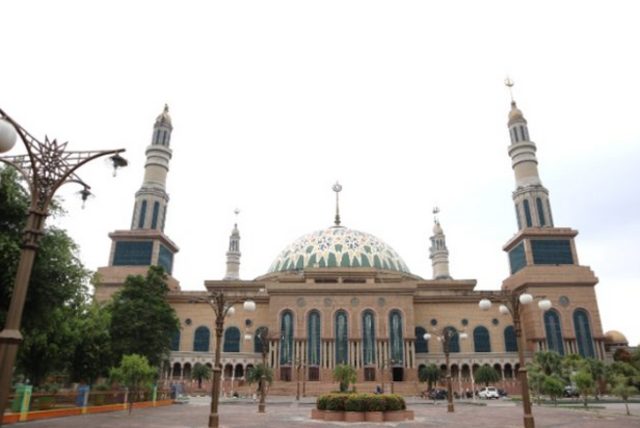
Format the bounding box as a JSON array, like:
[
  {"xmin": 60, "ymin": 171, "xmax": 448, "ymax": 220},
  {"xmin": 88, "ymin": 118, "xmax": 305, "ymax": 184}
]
[
  {"xmin": 572, "ymin": 369, "xmax": 595, "ymax": 408},
  {"xmin": 69, "ymin": 302, "xmax": 112, "ymax": 384},
  {"xmin": 534, "ymin": 351, "xmax": 563, "ymax": 376},
  {"xmin": 542, "ymin": 375, "xmax": 564, "ymax": 406},
  {"xmin": 246, "ymin": 363, "xmax": 274, "ymax": 394},
  {"xmin": 108, "ymin": 266, "xmax": 179, "ymax": 368},
  {"xmin": 583, "ymin": 358, "xmax": 606, "ymax": 399},
  {"xmin": 419, "ymin": 364, "xmax": 441, "ymax": 391},
  {"xmin": 109, "ymin": 354, "xmax": 157, "ymax": 413},
  {"xmin": 191, "ymin": 363, "xmax": 212, "ymax": 389},
  {"xmin": 333, "ymin": 364, "xmax": 357, "ymax": 393},
  {"xmin": 561, "ymin": 353, "xmax": 585, "ymax": 380},
  {"xmin": 610, "ymin": 375, "xmax": 636, "ymax": 416},
  {"xmin": 527, "ymin": 363, "xmax": 546, "ymax": 405},
  {"xmin": 474, "ymin": 364, "xmax": 500, "ymax": 387}
]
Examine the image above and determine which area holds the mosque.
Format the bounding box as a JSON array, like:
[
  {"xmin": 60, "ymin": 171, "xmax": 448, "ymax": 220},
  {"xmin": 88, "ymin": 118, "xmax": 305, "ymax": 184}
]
[{"xmin": 94, "ymin": 91, "xmax": 629, "ymax": 395}]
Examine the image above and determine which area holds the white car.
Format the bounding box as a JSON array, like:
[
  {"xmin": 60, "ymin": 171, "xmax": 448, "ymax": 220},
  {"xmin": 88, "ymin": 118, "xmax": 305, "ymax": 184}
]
[{"xmin": 478, "ymin": 386, "xmax": 500, "ymax": 399}]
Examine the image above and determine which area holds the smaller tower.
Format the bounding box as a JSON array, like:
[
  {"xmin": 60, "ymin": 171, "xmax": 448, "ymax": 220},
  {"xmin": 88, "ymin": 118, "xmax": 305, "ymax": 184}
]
[
  {"xmin": 429, "ymin": 207, "xmax": 451, "ymax": 279},
  {"xmin": 224, "ymin": 210, "xmax": 241, "ymax": 280}
]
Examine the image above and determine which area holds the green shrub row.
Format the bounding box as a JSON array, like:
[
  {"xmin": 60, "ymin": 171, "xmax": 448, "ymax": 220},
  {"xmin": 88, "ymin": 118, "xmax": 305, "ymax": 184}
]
[{"xmin": 316, "ymin": 393, "xmax": 406, "ymax": 412}]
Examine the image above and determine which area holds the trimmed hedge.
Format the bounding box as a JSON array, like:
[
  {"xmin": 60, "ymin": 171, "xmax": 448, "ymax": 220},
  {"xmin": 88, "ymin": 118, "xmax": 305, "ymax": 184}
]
[{"xmin": 316, "ymin": 393, "xmax": 406, "ymax": 412}]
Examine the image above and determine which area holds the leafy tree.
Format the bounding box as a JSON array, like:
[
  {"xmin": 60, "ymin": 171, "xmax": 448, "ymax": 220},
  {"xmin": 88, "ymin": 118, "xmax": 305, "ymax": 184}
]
[
  {"xmin": 610, "ymin": 375, "xmax": 636, "ymax": 416},
  {"xmin": 542, "ymin": 375, "xmax": 564, "ymax": 406},
  {"xmin": 534, "ymin": 351, "xmax": 563, "ymax": 376},
  {"xmin": 191, "ymin": 363, "xmax": 212, "ymax": 389},
  {"xmin": 572, "ymin": 369, "xmax": 595, "ymax": 408},
  {"xmin": 613, "ymin": 348, "xmax": 632, "ymax": 363},
  {"xmin": 527, "ymin": 363, "xmax": 546, "ymax": 405},
  {"xmin": 333, "ymin": 364, "xmax": 357, "ymax": 393},
  {"xmin": 475, "ymin": 364, "xmax": 500, "ymax": 387},
  {"xmin": 419, "ymin": 364, "xmax": 441, "ymax": 391},
  {"xmin": 109, "ymin": 354, "xmax": 157, "ymax": 413},
  {"xmin": 246, "ymin": 363, "xmax": 274, "ymax": 394},
  {"xmin": 69, "ymin": 302, "xmax": 112, "ymax": 384},
  {"xmin": 561, "ymin": 354, "xmax": 585, "ymax": 380},
  {"xmin": 583, "ymin": 358, "xmax": 606, "ymax": 399},
  {"xmin": 108, "ymin": 266, "xmax": 179, "ymax": 368}
]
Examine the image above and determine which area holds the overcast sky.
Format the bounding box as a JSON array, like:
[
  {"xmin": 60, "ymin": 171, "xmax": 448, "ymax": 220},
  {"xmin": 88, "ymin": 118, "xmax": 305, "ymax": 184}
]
[{"xmin": 2, "ymin": 1, "xmax": 639, "ymax": 345}]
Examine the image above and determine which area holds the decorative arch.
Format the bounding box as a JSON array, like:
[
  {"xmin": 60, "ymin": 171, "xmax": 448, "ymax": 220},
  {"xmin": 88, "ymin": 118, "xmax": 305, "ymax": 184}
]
[
  {"xmin": 504, "ymin": 325, "xmax": 518, "ymax": 352},
  {"xmin": 335, "ymin": 310, "xmax": 349, "ymax": 365},
  {"xmin": 415, "ymin": 326, "xmax": 428, "ymax": 353},
  {"xmin": 389, "ymin": 310, "xmax": 404, "ymax": 364},
  {"xmin": 473, "ymin": 326, "xmax": 491, "ymax": 352},
  {"xmin": 193, "ymin": 326, "xmax": 210, "ymax": 352},
  {"xmin": 362, "ymin": 310, "xmax": 376, "ymax": 365},
  {"xmin": 544, "ymin": 310, "xmax": 565, "ymax": 355},
  {"xmin": 573, "ymin": 309, "xmax": 595, "ymax": 358},
  {"xmin": 308, "ymin": 310, "xmax": 321, "ymax": 366},
  {"xmin": 223, "ymin": 327, "xmax": 241, "ymax": 353},
  {"xmin": 280, "ymin": 310, "xmax": 294, "ymax": 365}
]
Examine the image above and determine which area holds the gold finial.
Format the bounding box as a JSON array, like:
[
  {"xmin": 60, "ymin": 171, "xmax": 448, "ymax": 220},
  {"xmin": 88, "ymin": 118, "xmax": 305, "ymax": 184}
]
[
  {"xmin": 332, "ymin": 181, "xmax": 342, "ymax": 226},
  {"xmin": 504, "ymin": 77, "xmax": 515, "ymax": 102}
]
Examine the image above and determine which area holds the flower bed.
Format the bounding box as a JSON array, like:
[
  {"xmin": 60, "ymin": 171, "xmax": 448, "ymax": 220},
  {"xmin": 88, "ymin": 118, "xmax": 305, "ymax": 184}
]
[{"xmin": 311, "ymin": 393, "xmax": 412, "ymax": 422}]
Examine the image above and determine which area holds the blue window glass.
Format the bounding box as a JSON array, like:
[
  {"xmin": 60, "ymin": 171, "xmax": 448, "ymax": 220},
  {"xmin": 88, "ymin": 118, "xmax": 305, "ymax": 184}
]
[
  {"xmin": 544, "ymin": 310, "xmax": 565, "ymax": 355},
  {"xmin": 280, "ymin": 310, "xmax": 293, "ymax": 365},
  {"xmin": 531, "ymin": 240, "xmax": 573, "ymax": 265},
  {"xmin": 170, "ymin": 330, "xmax": 180, "ymax": 351},
  {"xmin": 389, "ymin": 310, "xmax": 404, "ymax": 364},
  {"xmin": 158, "ymin": 245, "xmax": 174, "ymax": 274},
  {"xmin": 509, "ymin": 242, "xmax": 526, "ymax": 274},
  {"xmin": 504, "ymin": 326, "xmax": 518, "ymax": 352},
  {"xmin": 415, "ymin": 326, "xmax": 428, "ymax": 353},
  {"xmin": 138, "ymin": 200, "xmax": 147, "ymax": 229},
  {"xmin": 523, "ymin": 199, "xmax": 532, "ymax": 227},
  {"xmin": 362, "ymin": 311, "xmax": 376, "ymax": 365},
  {"xmin": 113, "ymin": 241, "xmax": 153, "ymax": 266},
  {"xmin": 335, "ymin": 310, "xmax": 348, "ymax": 365},
  {"xmin": 443, "ymin": 326, "xmax": 460, "ymax": 353},
  {"xmin": 151, "ymin": 201, "xmax": 160, "ymax": 229},
  {"xmin": 223, "ymin": 327, "xmax": 240, "ymax": 352},
  {"xmin": 254, "ymin": 326, "xmax": 268, "ymax": 353},
  {"xmin": 573, "ymin": 309, "xmax": 595, "ymax": 358},
  {"xmin": 193, "ymin": 326, "xmax": 210, "ymax": 352},
  {"xmin": 536, "ymin": 197, "xmax": 546, "ymax": 226},
  {"xmin": 473, "ymin": 326, "xmax": 491, "ymax": 352},
  {"xmin": 307, "ymin": 311, "xmax": 321, "ymax": 366}
]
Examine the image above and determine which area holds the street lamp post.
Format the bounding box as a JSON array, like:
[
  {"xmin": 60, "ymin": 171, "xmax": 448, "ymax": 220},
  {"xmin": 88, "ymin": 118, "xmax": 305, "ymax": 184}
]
[
  {"xmin": 255, "ymin": 327, "xmax": 269, "ymax": 413},
  {"xmin": 0, "ymin": 109, "xmax": 126, "ymax": 426},
  {"xmin": 296, "ymin": 357, "xmax": 301, "ymax": 401},
  {"xmin": 479, "ymin": 291, "xmax": 551, "ymax": 428},
  {"xmin": 423, "ymin": 328, "xmax": 468, "ymax": 413},
  {"xmin": 205, "ymin": 291, "xmax": 256, "ymax": 428}
]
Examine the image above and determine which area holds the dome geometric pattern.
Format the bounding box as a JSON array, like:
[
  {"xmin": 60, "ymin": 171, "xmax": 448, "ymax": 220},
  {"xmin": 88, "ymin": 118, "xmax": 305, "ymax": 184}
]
[{"xmin": 268, "ymin": 226, "xmax": 410, "ymax": 274}]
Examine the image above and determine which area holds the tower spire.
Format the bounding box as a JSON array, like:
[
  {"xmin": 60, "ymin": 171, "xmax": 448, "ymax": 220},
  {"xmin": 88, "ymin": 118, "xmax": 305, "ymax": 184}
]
[
  {"xmin": 332, "ymin": 181, "xmax": 342, "ymax": 226},
  {"xmin": 224, "ymin": 209, "xmax": 241, "ymax": 280},
  {"xmin": 429, "ymin": 207, "xmax": 451, "ymax": 279},
  {"xmin": 505, "ymin": 79, "xmax": 553, "ymax": 230}
]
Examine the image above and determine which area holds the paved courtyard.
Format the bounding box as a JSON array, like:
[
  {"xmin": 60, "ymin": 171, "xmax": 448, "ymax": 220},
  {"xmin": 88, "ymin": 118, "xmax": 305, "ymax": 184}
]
[{"xmin": 14, "ymin": 397, "xmax": 640, "ymax": 428}]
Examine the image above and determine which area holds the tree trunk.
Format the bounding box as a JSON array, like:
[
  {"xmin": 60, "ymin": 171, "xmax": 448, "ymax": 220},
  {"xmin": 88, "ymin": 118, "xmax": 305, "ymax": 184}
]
[{"xmin": 625, "ymin": 401, "xmax": 630, "ymax": 416}]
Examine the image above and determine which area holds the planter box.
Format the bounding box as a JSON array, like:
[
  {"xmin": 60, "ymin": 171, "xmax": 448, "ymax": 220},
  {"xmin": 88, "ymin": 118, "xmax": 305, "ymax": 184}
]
[
  {"xmin": 405, "ymin": 410, "xmax": 415, "ymax": 420},
  {"xmin": 310, "ymin": 409, "xmax": 325, "ymax": 420},
  {"xmin": 384, "ymin": 410, "xmax": 406, "ymax": 422},
  {"xmin": 344, "ymin": 411, "xmax": 365, "ymax": 422},
  {"xmin": 364, "ymin": 411, "xmax": 384, "ymax": 422},
  {"xmin": 324, "ymin": 410, "xmax": 345, "ymax": 421}
]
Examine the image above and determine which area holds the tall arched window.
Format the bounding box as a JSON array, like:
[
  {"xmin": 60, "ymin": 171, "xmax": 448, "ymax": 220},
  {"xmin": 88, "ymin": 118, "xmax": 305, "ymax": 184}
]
[
  {"xmin": 280, "ymin": 310, "xmax": 293, "ymax": 365},
  {"xmin": 308, "ymin": 311, "xmax": 321, "ymax": 366},
  {"xmin": 193, "ymin": 326, "xmax": 210, "ymax": 352},
  {"xmin": 223, "ymin": 327, "xmax": 240, "ymax": 352},
  {"xmin": 536, "ymin": 197, "xmax": 546, "ymax": 226},
  {"xmin": 504, "ymin": 326, "xmax": 518, "ymax": 352},
  {"xmin": 473, "ymin": 326, "xmax": 491, "ymax": 352},
  {"xmin": 415, "ymin": 326, "xmax": 428, "ymax": 353},
  {"xmin": 444, "ymin": 326, "xmax": 460, "ymax": 353},
  {"xmin": 170, "ymin": 330, "xmax": 180, "ymax": 351},
  {"xmin": 544, "ymin": 310, "xmax": 565, "ymax": 355},
  {"xmin": 335, "ymin": 310, "xmax": 348, "ymax": 365},
  {"xmin": 523, "ymin": 199, "xmax": 533, "ymax": 227},
  {"xmin": 151, "ymin": 201, "xmax": 160, "ymax": 229},
  {"xmin": 389, "ymin": 310, "xmax": 404, "ymax": 364},
  {"xmin": 254, "ymin": 326, "xmax": 268, "ymax": 353},
  {"xmin": 362, "ymin": 310, "xmax": 376, "ymax": 365},
  {"xmin": 573, "ymin": 309, "xmax": 595, "ymax": 358},
  {"xmin": 138, "ymin": 200, "xmax": 147, "ymax": 229}
]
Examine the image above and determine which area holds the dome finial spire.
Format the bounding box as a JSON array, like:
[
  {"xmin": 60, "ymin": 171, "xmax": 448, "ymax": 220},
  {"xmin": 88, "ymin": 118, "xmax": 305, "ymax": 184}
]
[
  {"xmin": 332, "ymin": 181, "xmax": 342, "ymax": 226},
  {"xmin": 504, "ymin": 76, "xmax": 515, "ymax": 103}
]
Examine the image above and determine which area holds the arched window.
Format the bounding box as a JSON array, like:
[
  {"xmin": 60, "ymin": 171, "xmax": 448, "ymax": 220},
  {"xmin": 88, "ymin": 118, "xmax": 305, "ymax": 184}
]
[
  {"xmin": 223, "ymin": 327, "xmax": 240, "ymax": 352},
  {"xmin": 280, "ymin": 310, "xmax": 293, "ymax": 365},
  {"xmin": 362, "ymin": 310, "xmax": 376, "ymax": 365},
  {"xmin": 138, "ymin": 200, "xmax": 147, "ymax": 229},
  {"xmin": 443, "ymin": 326, "xmax": 460, "ymax": 353},
  {"xmin": 193, "ymin": 326, "xmax": 210, "ymax": 352},
  {"xmin": 415, "ymin": 326, "xmax": 428, "ymax": 353},
  {"xmin": 308, "ymin": 311, "xmax": 321, "ymax": 366},
  {"xmin": 473, "ymin": 326, "xmax": 491, "ymax": 352},
  {"xmin": 389, "ymin": 310, "xmax": 404, "ymax": 364},
  {"xmin": 254, "ymin": 326, "xmax": 268, "ymax": 353},
  {"xmin": 335, "ymin": 310, "xmax": 348, "ymax": 365},
  {"xmin": 523, "ymin": 199, "xmax": 532, "ymax": 227},
  {"xmin": 170, "ymin": 330, "xmax": 180, "ymax": 351},
  {"xmin": 544, "ymin": 310, "xmax": 565, "ymax": 355},
  {"xmin": 151, "ymin": 201, "xmax": 160, "ymax": 229},
  {"xmin": 536, "ymin": 197, "xmax": 546, "ymax": 226},
  {"xmin": 573, "ymin": 309, "xmax": 595, "ymax": 358},
  {"xmin": 504, "ymin": 326, "xmax": 518, "ymax": 352}
]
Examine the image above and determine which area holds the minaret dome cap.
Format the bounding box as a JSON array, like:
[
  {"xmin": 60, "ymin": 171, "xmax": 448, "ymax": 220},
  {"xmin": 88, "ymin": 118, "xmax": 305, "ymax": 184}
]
[
  {"xmin": 433, "ymin": 221, "xmax": 443, "ymax": 235},
  {"xmin": 508, "ymin": 101, "xmax": 527, "ymax": 126},
  {"xmin": 155, "ymin": 104, "xmax": 172, "ymax": 128}
]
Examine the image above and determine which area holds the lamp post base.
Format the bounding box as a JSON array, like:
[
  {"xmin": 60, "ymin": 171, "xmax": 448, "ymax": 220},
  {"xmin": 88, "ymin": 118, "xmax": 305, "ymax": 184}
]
[
  {"xmin": 258, "ymin": 403, "xmax": 265, "ymax": 413},
  {"xmin": 523, "ymin": 414, "xmax": 535, "ymax": 428},
  {"xmin": 208, "ymin": 413, "xmax": 219, "ymax": 428},
  {"xmin": 447, "ymin": 402, "xmax": 454, "ymax": 413}
]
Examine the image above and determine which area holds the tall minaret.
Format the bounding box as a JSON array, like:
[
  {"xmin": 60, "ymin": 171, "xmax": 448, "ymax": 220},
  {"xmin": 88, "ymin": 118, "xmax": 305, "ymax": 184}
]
[
  {"xmin": 224, "ymin": 210, "xmax": 241, "ymax": 280},
  {"xmin": 429, "ymin": 207, "xmax": 451, "ymax": 279},
  {"xmin": 505, "ymin": 79, "xmax": 554, "ymax": 231},
  {"xmin": 131, "ymin": 104, "xmax": 173, "ymax": 231}
]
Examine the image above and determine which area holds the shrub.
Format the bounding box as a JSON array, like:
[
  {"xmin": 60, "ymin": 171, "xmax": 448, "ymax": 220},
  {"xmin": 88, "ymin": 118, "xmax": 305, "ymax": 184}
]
[
  {"xmin": 364, "ymin": 394, "xmax": 386, "ymax": 412},
  {"xmin": 317, "ymin": 394, "xmax": 329, "ymax": 410},
  {"xmin": 383, "ymin": 394, "xmax": 404, "ymax": 411},
  {"xmin": 345, "ymin": 395, "xmax": 365, "ymax": 412},
  {"xmin": 326, "ymin": 393, "xmax": 349, "ymax": 411}
]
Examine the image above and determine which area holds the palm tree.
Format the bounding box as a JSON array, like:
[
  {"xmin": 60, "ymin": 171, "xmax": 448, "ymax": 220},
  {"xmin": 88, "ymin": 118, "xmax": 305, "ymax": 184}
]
[
  {"xmin": 474, "ymin": 365, "xmax": 500, "ymax": 387},
  {"xmin": 191, "ymin": 363, "xmax": 212, "ymax": 389},
  {"xmin": 333, "ymin": 364, "xmax": 357, "ymax": 392},
  {"xmin": 246, "ymin": 363, "xmax": 274, "ymax": 394},
  {"xmin": 419, "ymin": 364, "xmax": 441, "ymax": 392}
]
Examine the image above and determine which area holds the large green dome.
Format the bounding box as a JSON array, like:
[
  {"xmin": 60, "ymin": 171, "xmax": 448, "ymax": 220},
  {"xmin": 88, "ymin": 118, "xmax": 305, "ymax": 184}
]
[{"xmin": 268, "ymin": 226, "xmax": 410, "ymax": 274}]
